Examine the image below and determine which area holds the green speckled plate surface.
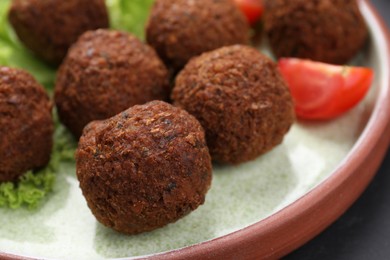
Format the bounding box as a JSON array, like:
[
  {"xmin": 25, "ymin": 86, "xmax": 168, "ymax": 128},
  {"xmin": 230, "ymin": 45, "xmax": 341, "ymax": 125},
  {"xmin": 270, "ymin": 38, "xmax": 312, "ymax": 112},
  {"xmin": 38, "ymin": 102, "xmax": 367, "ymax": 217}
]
[{"xmin": 0, "ymin": 1, "xmax": 389, "ymax": 259}]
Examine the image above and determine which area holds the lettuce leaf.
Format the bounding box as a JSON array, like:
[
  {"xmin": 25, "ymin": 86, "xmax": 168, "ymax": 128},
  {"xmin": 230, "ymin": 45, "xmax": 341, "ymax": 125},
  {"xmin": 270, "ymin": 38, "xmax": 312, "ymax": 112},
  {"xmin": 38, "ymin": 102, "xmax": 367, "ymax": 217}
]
[
  {"xmin": 0, "ymin": 0, "xmax": 154, "ymax": 209},
  {"xmin": 107, "ymin": 0, "xmax": 155, "ymax": 39}
]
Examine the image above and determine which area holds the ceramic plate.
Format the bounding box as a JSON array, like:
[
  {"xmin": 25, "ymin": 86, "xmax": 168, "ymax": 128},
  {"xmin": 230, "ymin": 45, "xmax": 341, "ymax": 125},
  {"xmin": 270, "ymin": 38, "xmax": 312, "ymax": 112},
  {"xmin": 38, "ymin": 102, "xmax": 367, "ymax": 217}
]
[{"xmin": 1, "ymin": 0, "xmax": 389, "ymax": 259}]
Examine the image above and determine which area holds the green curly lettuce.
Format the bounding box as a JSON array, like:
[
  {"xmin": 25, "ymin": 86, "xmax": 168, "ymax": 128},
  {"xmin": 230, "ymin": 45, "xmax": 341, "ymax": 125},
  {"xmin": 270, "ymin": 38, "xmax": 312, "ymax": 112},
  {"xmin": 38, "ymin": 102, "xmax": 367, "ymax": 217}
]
[{"xmin": 0, "ymin": 171, "xmax": 55, "ymax": 210}]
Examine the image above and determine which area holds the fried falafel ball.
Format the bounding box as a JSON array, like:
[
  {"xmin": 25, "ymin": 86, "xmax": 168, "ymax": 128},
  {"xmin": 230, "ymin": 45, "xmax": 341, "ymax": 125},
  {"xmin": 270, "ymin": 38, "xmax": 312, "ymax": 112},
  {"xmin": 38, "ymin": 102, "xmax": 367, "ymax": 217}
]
[
  {"xmin": 263, "ymin": 0, "xmax": 368, "ymax": 64},
  {"xmin": 76, "ymin": 101, "xmax": 212, "ymax": 234},
  {"xmin": 55, "ymin": 29, "xmax": 170, "ymax": 138},
  {"xmin": 172, "ymin": 45, "xmax": 295, "ymax": 164},
  {"xmin": 8, "ymin": 0, "xmax": 109, "ymax": 65},
  {"xmin": 0, "ymin": 67, "xmax": 53, "ymax": 182},
  {"xmin": 146, "ymin": 0, "xmax": 250, "ymax": 70}
]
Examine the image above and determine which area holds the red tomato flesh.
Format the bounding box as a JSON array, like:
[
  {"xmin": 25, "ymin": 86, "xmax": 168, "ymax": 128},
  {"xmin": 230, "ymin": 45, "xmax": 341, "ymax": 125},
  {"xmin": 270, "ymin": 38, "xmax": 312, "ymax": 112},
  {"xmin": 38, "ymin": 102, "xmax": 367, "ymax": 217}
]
[
  {"xmin": 234, "ymin": 0, "xmax": 264, "ymax": 25},
  {"xmin": 278, "ymin": 58, "xmax": 374, "ymax": 120}
]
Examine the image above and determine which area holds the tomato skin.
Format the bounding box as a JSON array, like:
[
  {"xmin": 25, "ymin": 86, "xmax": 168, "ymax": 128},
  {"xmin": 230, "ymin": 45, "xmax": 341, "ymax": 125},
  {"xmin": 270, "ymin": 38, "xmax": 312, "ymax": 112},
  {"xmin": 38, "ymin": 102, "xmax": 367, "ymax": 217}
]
[
  {"xmin": 278, "ymin": 58, "xmax": 374, "ymax": 120},
  {"xmin": 234, "ymin": 0, "xmax": 264, "ymax": 25}
]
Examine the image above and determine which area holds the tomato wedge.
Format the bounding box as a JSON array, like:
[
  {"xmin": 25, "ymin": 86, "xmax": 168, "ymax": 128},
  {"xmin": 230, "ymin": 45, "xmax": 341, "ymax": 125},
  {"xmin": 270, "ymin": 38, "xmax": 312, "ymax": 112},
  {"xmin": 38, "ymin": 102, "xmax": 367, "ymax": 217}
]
[
  {"xmin": 234, "ymin": 0, "xmax": 264, "ymax": 25},
  {"xmin": 278, "ymin": 58, "xmax": 374, "ymax": 120}
]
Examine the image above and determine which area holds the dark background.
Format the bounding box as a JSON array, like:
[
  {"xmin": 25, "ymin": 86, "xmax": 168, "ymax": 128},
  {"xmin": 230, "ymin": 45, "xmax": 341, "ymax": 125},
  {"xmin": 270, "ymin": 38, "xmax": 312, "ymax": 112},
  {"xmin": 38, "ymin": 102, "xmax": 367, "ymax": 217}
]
[{"xmin": 286, "ymin": 0, "xmax": 390, "ymax": 259}]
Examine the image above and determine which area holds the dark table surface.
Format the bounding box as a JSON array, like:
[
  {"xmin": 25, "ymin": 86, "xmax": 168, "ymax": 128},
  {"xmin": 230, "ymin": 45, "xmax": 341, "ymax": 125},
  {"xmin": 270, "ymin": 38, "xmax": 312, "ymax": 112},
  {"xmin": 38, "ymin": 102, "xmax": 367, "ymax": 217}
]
[{"xmin": 286, "ymin": 0, "xmax": 390, "ymax": 259}]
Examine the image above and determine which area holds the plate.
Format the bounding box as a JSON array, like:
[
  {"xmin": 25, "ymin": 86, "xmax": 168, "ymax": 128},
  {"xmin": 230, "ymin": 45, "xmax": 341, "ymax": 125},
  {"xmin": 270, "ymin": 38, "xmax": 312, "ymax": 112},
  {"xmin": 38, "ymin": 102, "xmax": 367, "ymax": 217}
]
[{"xmin": 1, "ymin": 0, "xmax": 390, "ymax": 259}]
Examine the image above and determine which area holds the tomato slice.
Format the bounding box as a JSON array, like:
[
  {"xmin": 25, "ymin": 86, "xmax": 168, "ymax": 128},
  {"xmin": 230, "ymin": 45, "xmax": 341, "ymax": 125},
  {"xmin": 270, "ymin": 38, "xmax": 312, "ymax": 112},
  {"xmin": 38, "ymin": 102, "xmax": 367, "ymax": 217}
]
[
  {"xmin": 234, "ymin": 0, "xmax": 264, "ymax": 25},
  {"xmin": 278, "ymin": 58, "xmax": 374, "ymax": 120}
]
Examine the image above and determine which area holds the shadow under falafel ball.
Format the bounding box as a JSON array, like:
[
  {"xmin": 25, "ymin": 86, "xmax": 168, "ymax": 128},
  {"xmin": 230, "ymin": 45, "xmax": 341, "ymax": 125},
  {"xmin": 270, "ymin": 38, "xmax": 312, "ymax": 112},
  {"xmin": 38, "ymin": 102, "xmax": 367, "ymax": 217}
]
[
  {"xmin": 146, "ymin": 0, "xmax": 250, "ymax": 71},
  {"xmin": 172, "ymin": 45, "xmax": 295, "ymax": 164},
  {"xmin": 8, "ymin": 0, "xmax": 109, "ymax": 65},
  {"xmin": 263, "ymin": 0, "xmax": 368, "ymax": 64},
  {"xmin": 55, "ymin": 29, "xmax": 170, "ymax": 139},
  {"xmin": 76, "ymin": 101, "xmax": 212, "ymax": 235},
  {"xmin": 0, "ymin": 67, "xmax": 53, "ymax": 182}
]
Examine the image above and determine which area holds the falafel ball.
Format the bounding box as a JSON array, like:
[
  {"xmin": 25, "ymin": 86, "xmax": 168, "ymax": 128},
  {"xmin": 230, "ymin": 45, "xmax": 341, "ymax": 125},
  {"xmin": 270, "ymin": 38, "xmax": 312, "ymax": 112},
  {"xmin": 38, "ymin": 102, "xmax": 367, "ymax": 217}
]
[
  {"xmin": 76, "ymin": 100, "xmax": 212, "ymax": 234},
  {"xmin": 0, "ymin": 67, "xmax": 53, "ymax": 182},
  {"xmin": 172, "ymin": 45, "xmax": 295, "ymax": 164},
  {"xmin": 8, "ymin": 0, "xmax": 109, "ymax": 65},
  {"xmin": 263, "ymin": 0, "xmax": 368, "ymax": 64},
  {"xmin": 146, "ymin": 0, "xmax": 250, "ymax": 70},
  {"xmin": 55, "ymin": 29, "xmax": 170, "ymax": 138}
]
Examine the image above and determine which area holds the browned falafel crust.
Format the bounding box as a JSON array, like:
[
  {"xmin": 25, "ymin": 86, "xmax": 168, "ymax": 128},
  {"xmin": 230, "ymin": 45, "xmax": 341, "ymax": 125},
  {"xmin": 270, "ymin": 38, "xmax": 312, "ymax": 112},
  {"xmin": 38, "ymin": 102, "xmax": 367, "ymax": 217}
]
[
  {"xmin": 8, "ymin": 0, "xmax": 109, "ymax": 65},
  {"xmin": 76, "ymin": 101, "xmax": 212, "ymax": 235},
  {"xmin": 55, "ymin": 29, "xmax": 170, "ymax": 138},
  {"xmin": 146, "ymin": 0, "xmax": 250, "ymax": 70},
  {"xmin": 172, "ymin": 45, "xmax": 295, "ymax": 164},
  {"xmin": 264, "ymin": 0, "xmax": 368, "ymax": 64},
  {"xmin": 0, "ymin": 67, "xmax": 53, "ymax": 182}
]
